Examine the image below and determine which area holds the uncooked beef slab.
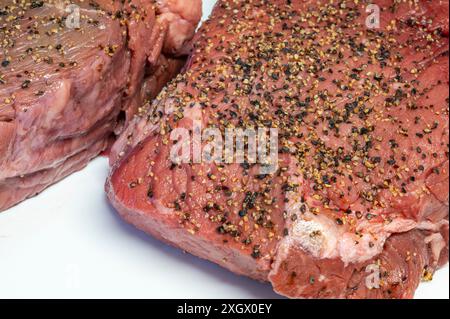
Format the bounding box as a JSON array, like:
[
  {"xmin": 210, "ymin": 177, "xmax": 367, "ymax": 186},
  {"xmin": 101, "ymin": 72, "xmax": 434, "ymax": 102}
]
[
  {"xmin": 107, "ymin": 0, "xmax": 449, "ymax": 298},
  {"xmin": 0, "ymin": 0, "xmax": 201, "ymax": 211}
]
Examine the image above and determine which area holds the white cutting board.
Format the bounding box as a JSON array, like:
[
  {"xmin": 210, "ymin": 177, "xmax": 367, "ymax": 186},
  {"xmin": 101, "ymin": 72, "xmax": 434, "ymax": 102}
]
[{"xmin": 0, "ymin": 1, "xmax": 448, "ymax": 299}]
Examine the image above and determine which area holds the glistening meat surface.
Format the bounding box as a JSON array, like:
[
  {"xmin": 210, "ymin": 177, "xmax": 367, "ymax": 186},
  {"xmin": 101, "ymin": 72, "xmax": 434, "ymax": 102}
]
[
  {"xmin": 107, "ymin": 0, "xmax": 449, "ymax": 298},
  {"xmin": 0, "ymin": 0, "xmax": 201, "ymax": 211}
]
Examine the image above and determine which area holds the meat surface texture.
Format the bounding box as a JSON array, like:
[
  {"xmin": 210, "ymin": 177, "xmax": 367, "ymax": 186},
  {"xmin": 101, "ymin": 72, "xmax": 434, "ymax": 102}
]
[
  {"xmin": 107, "ymin": 0, "xmax": 449, "ymax": 298},
  {"xmin": 0, "ymin": 0, "xmax": 201, "ymax": 211}
]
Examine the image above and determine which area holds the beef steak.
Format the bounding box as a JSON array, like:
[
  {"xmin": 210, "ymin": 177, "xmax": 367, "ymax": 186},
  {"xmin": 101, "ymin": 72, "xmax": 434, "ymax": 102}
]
[
  {"xmin": 0, "ymin": 0, "xmax": 201, "ymax": 211},
  {"xmin": 107, "ymin": 0, "xmax": 449, "ymax": 298}
]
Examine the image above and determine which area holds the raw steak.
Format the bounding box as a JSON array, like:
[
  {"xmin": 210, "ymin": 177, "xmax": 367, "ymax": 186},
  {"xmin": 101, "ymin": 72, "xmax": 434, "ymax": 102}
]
[
  {"xmin": 107, "ymin": 0, "xmax": 449, "ymax": 298},
  {"xmin": 0, "ymin": 0, "xmax": 201, "ymax": 211}
]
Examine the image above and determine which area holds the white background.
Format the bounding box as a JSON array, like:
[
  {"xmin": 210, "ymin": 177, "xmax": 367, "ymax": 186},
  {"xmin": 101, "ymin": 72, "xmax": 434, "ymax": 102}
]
[{"xmin": 0, "ymin": 0, "xmax": 448, "ymax": 299}]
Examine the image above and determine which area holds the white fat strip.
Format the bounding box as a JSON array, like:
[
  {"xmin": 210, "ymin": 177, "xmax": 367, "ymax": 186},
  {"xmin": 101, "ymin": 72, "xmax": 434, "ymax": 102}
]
[
  {"xmin": 290, "ymin": 215, "xmax": 342, "ymax": 260},
  {"xmin": 425, "ymin": 233, "xmax": 446, "ymax": 267},
  {"xmin": 284, "ymin": 164, "xmax": 449, "ymax": 265},
  {"xmin": 417, "ymin": 219, "xmax": 449, "ymax": 232},
  {"xmin": 284, "ymin": 171, "xmax": 344, "ymax": 261},
  {"xmin": 290, "ymin": 219, "xmax": 326, "ymax": 257},
  {"xmin": 288, "ymin": 209, "xmax": 448, "ymax": 265},
  {"xmin": 287, "ymin": 211, "xmax": 390, "ymax": 265},
  {"xmin": 338, "ymin": 232, "xmax": 386, "ymax": 265}
]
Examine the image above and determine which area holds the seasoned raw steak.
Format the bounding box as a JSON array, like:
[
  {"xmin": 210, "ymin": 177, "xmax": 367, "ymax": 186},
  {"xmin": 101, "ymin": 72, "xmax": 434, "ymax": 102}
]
[
  {"xmin": 107, "ymin": 0, "xmax": 449, "ymax": 298},
  {"xmin": 0, "ymin": 0, "xmax": 201, "ymax": 211}
]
